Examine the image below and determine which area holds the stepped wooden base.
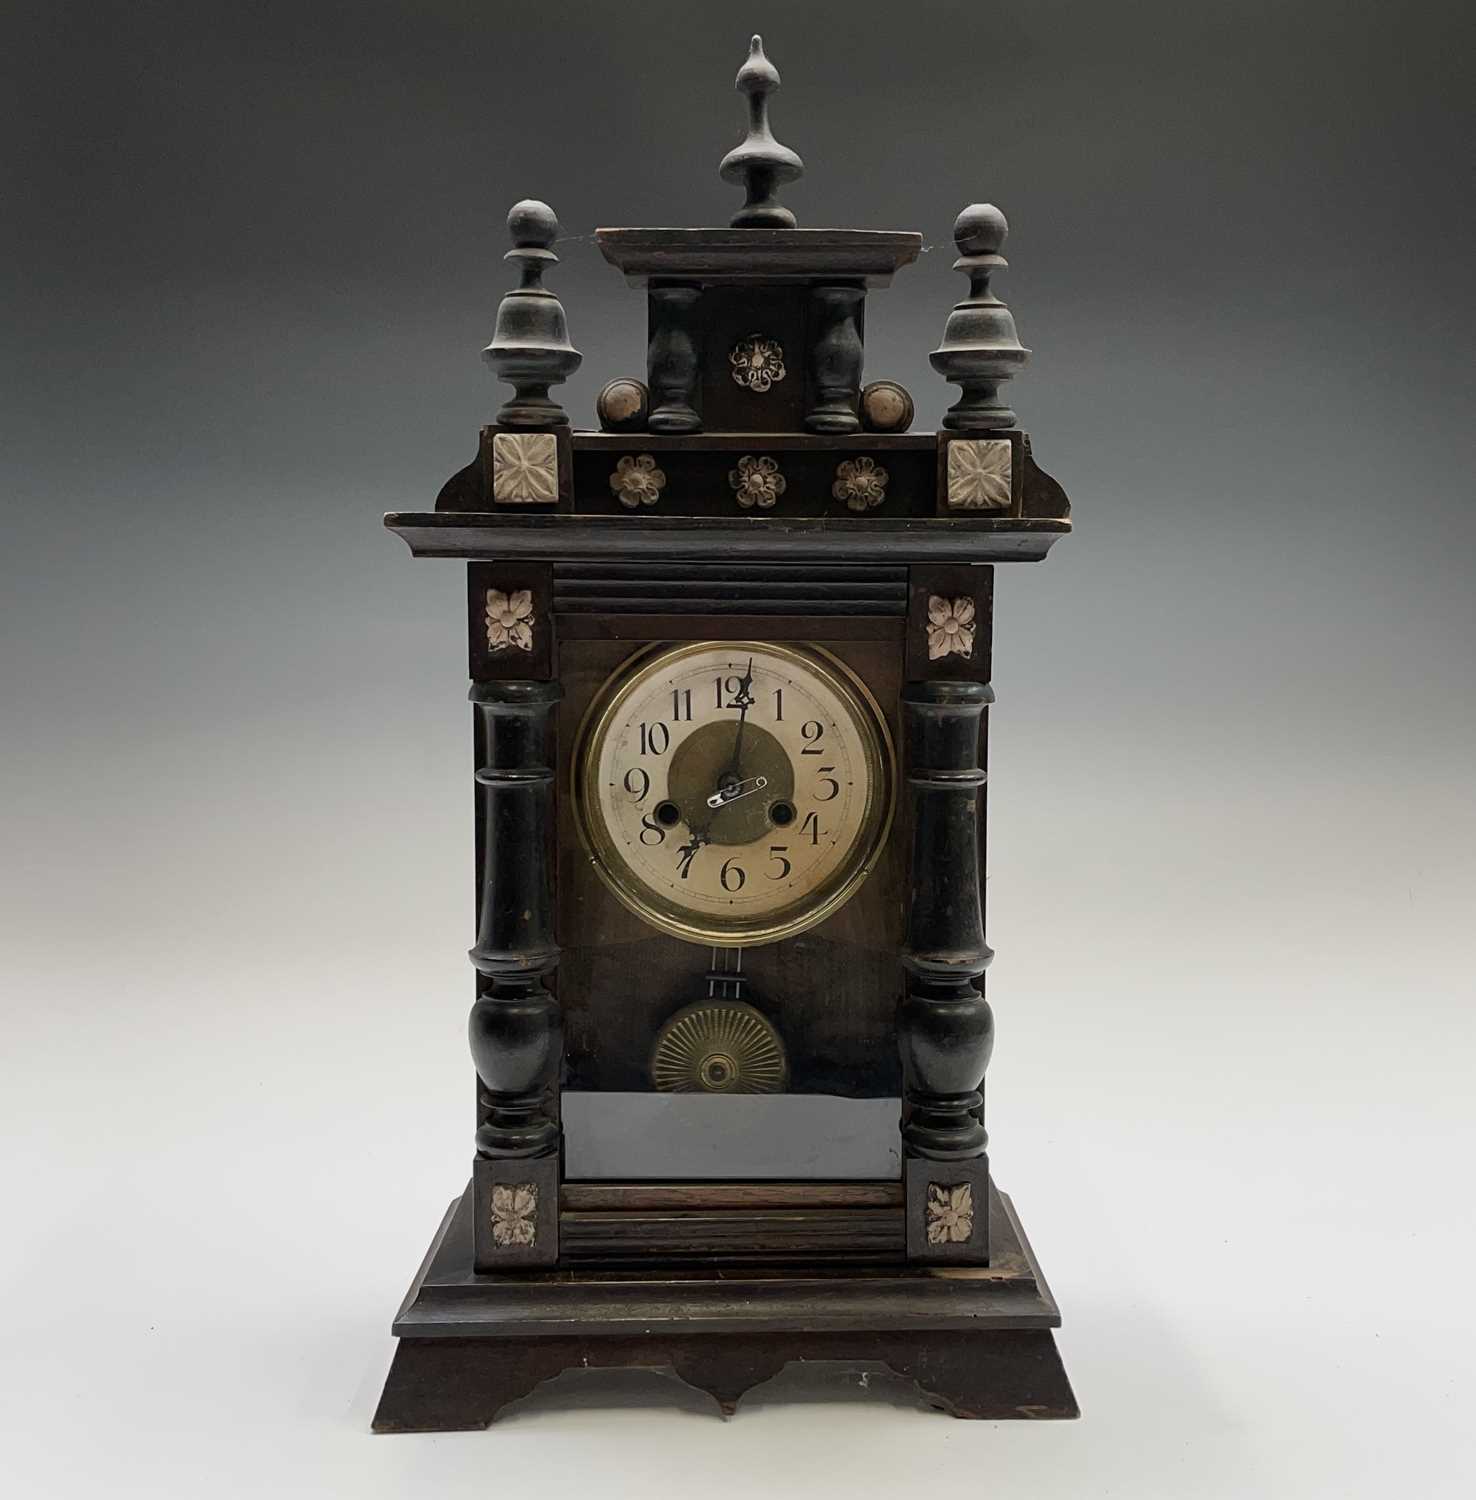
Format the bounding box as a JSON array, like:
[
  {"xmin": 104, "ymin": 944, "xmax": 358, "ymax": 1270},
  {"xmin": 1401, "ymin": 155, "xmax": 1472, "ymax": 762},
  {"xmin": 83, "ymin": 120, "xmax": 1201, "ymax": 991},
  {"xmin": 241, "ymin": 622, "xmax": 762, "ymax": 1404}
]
[
  {"xmin": 374, "ymin": 1327, "xmax": 1075, "ymax": 1429},
  {"xmin": 372, "ymin": 1181, "xmax": 1075, "ymax": 1430}
]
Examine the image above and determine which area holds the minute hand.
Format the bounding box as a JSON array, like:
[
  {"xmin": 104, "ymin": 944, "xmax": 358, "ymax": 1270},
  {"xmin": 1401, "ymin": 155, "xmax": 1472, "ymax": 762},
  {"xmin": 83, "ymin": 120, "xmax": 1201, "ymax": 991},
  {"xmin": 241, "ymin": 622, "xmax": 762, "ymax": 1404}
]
[{"xmin": 723, "ymin": 657, "xmax": 756, "ymax": 781}]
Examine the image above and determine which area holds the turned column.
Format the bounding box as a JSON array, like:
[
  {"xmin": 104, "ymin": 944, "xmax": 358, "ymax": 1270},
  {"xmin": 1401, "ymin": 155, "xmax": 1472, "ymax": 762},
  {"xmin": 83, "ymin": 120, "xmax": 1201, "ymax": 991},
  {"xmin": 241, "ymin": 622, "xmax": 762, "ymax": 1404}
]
[
  {"xmin": 468, "ymin": 678, "xmax": 562, "ymax": 1269},
  {"xmin": 898, "ymin": 679, "xmax": 995, "ymax": 1264}
]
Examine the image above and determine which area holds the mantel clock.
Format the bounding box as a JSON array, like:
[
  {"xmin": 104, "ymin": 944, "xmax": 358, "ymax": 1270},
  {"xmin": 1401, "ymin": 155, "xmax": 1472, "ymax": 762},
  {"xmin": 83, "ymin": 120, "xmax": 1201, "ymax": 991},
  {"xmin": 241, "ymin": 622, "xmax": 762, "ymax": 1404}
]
[{"xmin": 373, "ymin": 36, "xmax": 1078, "ymax": 1428}]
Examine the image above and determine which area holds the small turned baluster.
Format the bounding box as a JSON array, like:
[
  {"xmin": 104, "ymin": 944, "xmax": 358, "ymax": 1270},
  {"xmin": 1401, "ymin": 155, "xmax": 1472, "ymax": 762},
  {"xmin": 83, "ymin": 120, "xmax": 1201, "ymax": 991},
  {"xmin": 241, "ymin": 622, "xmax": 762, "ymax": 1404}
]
[
  {"xmin": 806, "ymin": 285, "xmax": 864, "ymax": 434},
  {"xmin": 898, "ymin": 680, "xmax": 995, "ymax": 1264},
  {"xmin": 467, "ymin": 679, "xmax": 563, "ymax": 1268},
  {"xmin": 647, "ymin": 285, "xmax": 704, "ymax": 433},
  {"xmin": 482, "ymin": 200, "xmax": 581, "ymax": 428},
  {"xmin": 930, "ymin": 203, "xmax": 1030, "ymax": 431}
]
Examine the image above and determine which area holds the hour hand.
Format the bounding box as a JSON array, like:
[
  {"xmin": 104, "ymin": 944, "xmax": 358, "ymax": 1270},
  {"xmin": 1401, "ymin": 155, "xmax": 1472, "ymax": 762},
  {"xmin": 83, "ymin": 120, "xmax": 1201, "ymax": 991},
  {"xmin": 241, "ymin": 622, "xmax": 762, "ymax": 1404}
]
[
  {"xmin": 675, "ymin": 827, "xmax": 709, "ymax": 879},
  {"xmin": 706, "ymin": 774, "xmax": 769, "ymax": 809},
  {"xmin": 730, "ymin": 663, "xmax": 756, "ymax": 712}
]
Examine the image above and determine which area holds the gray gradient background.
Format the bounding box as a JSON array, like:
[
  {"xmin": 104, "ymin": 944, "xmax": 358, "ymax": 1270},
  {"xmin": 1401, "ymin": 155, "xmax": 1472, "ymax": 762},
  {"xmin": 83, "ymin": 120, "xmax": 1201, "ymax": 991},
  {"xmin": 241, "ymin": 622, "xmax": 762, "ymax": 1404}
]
[{"xmin": 3, "ymin": 1, "xmax": 1473, "ymax": 1495}]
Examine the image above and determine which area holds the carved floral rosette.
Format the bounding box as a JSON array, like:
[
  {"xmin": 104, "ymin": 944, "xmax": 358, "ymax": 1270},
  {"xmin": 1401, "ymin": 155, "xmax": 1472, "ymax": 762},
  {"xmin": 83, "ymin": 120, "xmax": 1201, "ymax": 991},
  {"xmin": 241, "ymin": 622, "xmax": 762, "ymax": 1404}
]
[
  {"xmin": 925, "ymin": 596, "xmax": 975, "ymax": 660},
  {"xmin": 729, "ymin": 454, "xmax": 786, "ymax": 509},
  {"xmin": 485, "ymin": 588, "xmax": 535, "ymax": 653},
  {"xmin": 490, "ymin": 1183, "xmax": 538, "ymax": 1247},
  {"xmin": 609, "ymin": 453, "xmax": 666, "ymax": 509},
  {"xmin": 729, "ymin": 335, "xmax": 786, "ymax": 392},
  {"xmin": 926, "ymin": 1182, "xmax": 975, "ymax": 1245},
  {"xmin": 832, "ymin": 456, "xmax": 888, "ymax": 511}
]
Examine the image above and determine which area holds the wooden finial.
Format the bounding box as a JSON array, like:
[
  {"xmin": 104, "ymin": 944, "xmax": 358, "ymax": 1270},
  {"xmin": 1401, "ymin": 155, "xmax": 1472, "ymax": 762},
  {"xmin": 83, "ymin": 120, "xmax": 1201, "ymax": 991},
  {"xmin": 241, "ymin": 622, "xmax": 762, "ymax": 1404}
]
[
  {"xmin": 929, "ymin": 204, "xmax": 1030, "ymax": 430},
  {"xmin": 482, "ymin": 199, "xmax": 582, "ymax": 427},
  {"xmin": 718, "ymin": 35, "xmax": 804, "ymax": 229}
]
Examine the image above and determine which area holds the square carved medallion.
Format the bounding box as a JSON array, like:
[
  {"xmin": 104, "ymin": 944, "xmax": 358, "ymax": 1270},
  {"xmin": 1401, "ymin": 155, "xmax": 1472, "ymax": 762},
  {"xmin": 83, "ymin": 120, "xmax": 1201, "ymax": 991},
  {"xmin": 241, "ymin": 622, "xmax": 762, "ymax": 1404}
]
[
  {"xmin": 945, "ymin": 438, "xmax": 1013, "ymax": 511},
  {"xmin": 491, "ymin": 431, "xmax": 559, "ymax": 504}
]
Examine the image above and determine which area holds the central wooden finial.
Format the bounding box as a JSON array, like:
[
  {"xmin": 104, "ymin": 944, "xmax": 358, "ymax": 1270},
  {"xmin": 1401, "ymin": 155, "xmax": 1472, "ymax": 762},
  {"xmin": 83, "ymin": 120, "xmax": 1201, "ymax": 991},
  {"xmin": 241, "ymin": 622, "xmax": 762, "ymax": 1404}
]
[{"xmin": 718, "ymin": 34, "xmax": 804, "ymax": 229}]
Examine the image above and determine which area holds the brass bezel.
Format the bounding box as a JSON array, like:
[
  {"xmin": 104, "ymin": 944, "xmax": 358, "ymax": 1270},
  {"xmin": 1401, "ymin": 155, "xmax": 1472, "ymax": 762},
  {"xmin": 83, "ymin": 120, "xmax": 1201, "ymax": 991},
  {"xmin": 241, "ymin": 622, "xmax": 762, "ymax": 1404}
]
[{"xmin": 572, "ymin": 640, "xmax": 896, "ymax": 948}]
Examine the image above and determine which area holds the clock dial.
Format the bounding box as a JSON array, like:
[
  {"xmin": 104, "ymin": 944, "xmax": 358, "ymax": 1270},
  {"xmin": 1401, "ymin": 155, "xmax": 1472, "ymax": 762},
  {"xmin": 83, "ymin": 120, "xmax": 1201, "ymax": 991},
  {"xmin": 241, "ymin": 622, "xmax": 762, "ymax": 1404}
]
[{"xmin": 574, "ymin": 641, "xmax": 895, "ymax": 946}]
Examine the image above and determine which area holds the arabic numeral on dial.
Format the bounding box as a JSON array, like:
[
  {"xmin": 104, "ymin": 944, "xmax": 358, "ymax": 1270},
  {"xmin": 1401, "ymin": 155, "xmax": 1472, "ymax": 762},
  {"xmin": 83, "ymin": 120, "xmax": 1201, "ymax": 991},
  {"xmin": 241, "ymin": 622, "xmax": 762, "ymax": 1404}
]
[
  {"xmin": 639, "ymin": 721, "xmax": 670, "ymax": 755},
  {"xmin": 623, "ymin": 767, "xmax": 650, "ymax": 802},
  {"xmin": 671, "ymin": 687, "xmax": 692, "ymax": 721},
  {"xmin": 767, "ymin": 846, "xmax": 792, "ymax": 880},
  {"xmin": 814, "ymin": 766, "xmax": 840, "ymax": 801},
  {"xmin": 772, "ymin": 687, "xmax": 784, "ymax": 721},
  {"xmin": 800, "ymin": 720, "xmax": 825, "ymax": 754},
  {"xmin": 720, "ymin": 857, "xmax": 747, "ymax": 893},
  {"xmin": 714, "ymin": 674, "xmax": 749, "ymax": 710},
  {"xmin": 639, "ymin": 813, "xmax": 667, "ymax": 845},
  {"xmin": 801, "ymin": 810, "xmax": 823, "ymax": 846}
]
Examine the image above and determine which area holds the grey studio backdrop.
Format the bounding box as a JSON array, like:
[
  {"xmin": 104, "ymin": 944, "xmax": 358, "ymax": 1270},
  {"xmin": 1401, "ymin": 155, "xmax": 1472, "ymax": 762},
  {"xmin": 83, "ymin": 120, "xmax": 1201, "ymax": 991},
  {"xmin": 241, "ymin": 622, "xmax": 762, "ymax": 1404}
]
[{"xmin": 2, "ymin": 2, "xmax": 1473, "ymax": 1496}]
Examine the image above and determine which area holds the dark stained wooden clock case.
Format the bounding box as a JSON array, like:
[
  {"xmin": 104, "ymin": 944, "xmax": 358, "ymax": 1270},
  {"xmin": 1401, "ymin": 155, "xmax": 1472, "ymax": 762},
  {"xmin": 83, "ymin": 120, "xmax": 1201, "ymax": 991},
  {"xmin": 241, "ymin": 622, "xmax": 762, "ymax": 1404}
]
[{"xmin": 372, "ymin": 37, "xmax": 1077, "ymax": 1429}]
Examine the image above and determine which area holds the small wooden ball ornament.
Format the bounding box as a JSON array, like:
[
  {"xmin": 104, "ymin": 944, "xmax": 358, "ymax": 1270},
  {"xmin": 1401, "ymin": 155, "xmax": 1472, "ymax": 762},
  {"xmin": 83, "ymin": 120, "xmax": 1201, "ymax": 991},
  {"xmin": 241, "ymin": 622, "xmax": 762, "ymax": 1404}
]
[
  {"xmin": 860, "ymin": 380, "xmax": 914, "ymax": 433},
  {"xmin": 596, "ymin": 377, "xmax": 651, "ymax": 432}
]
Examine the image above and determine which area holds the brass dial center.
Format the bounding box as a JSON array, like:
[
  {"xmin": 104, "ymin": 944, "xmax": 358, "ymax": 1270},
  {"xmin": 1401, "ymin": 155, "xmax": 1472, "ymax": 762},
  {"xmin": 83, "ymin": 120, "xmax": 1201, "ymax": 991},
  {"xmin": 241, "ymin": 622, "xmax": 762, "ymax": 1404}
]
[{"xmin": 664, "ymin": 720, "xmax": 796, "ymax": 845}]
